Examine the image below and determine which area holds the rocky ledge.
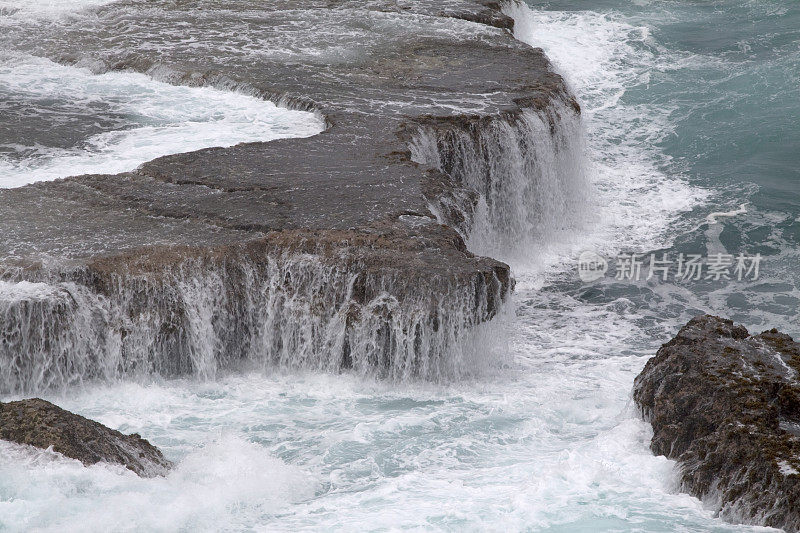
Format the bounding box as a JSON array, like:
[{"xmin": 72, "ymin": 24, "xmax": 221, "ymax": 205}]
[
  {"xmin": 0, "ymin": 0, "xmax": 576, "ymax": 389},
  {"xmin": 0, "ymin": 398, "xmax": 171, "ymax": 477},
  {"xmin": 634, "ymin": 315, "xmax": 800, "ymax": 531}
]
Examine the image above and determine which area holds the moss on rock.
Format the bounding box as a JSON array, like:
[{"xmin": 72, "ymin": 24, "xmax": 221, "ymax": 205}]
[{"xmin": 634, "ymin": 315, "xmax": 800, "ymax": 531}]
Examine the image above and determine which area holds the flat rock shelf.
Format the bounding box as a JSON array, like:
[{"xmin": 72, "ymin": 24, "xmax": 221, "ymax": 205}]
[{"xmin": 0, "ymin": 0, "xmax": 575, "ymax": 391}]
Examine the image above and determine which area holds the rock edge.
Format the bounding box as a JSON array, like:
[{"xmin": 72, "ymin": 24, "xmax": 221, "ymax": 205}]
[
  {"xmin": 634, "ymin": 314, "xmax": 800, "ymax": 531},
  {"xmin": 0, "ymin": 398, "xmax": 172, "ymax": 477}
]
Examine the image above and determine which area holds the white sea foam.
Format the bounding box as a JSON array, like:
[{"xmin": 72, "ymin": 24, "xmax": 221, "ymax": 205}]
[
  {"xmin": 0, "ymin": 0, "xmax": 115, "ymax": 21},
  {"xmin": 505, "ymin": 2, "xmax": 708, "ymax": 281},
  {"xmin": 0, "ymin": 372, "xmax": 754, "ymax": 531},
  {"xmin": 707, "ymin": 203, "xmax": 748, "ymax": 224},
  {"xmin": 0, "ymin": 54, "xmax": 324, "ymax": 188},
  {"xmin": 0, "ymin": 431, "xmax": 316, "ymax": 532},
  {"xmin": 0, "ymin": 280, "xmax": 63, "ymax": 302}
]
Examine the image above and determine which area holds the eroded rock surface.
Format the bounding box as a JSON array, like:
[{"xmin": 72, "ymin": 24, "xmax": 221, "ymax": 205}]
[
  {"xmin": 634, "ymin": 315, "xmax": 800, "ymax": 531},
  {"xmin": 0, "ymin": 398, "xmax": 171, "ymax": 477},
  {"xmin": 0, "ymin": 0, "xmax": 574, "ymax": 390}
]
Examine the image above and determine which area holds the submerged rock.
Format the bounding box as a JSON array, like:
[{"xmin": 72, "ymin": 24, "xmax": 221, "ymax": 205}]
[
  {"xmin": 634, "ymin": 315, "xmax": 800, "ymax": 531},
  {"xmin": 0, "ymin": 398, "xmax": 171, "ymax": 477}
]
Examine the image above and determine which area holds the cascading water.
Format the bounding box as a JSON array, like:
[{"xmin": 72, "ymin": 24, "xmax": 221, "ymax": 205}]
[
  {"xmin": 410, "ymin": 98, "xmax": 590, "ymax": 266},
  {"xmin": 0, "ymin": 241, "xmax": 508, "ymax": 394},
  {"xmin": 4, "ymin": 0, "xmax": 794, "ymax": 529},
  {"xmin": 0, "ymin": 4, "xmax": 513, "ymax": 393}
]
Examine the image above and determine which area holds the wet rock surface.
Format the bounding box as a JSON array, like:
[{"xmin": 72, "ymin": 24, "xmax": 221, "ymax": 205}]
[
  {"xmin": 0, "ymin": 398, "xmax": 171, "ymax": 477},
  {"xmin": 0, "ymin": 0, "xmax": 567, "ymax": 263},
  {"xmin": 0, "ymin": 0, "xmax": 571, "ymax": 386},
  {"xmin": 634, "ymin": 315, "xmax": 800, "ymax": 531}
]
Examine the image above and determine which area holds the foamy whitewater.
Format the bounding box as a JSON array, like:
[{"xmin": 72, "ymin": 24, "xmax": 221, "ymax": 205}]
[
  {"xmin": 2, "ymin": 0, "xmax": 799, "ymax": 531},
  {"xmin": 0, "ymin": 54, "xmax": 323, "ymax": 188}
]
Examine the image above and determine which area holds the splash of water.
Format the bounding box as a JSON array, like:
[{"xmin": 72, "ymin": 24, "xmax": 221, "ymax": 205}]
[
  {"xmin": 409, "ymin": 100, "xmax": 590, "ymax": 268},
  {"xmin": 0, "ymin": 243, "xmax": 510, "ymax": 394}
]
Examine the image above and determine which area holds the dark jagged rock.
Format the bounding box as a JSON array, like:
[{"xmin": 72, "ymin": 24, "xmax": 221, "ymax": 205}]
[
  {"xmin": 634, "ymin": 315, "xmax": 800, "ymax": 531},
  {"xmin": 0, "ymin": 398, "xmax": 171, "ymax": 477}
]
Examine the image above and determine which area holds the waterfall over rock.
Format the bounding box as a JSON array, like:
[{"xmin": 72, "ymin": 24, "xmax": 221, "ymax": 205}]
[
  {"xmin": 0, "ymin": 0, "xmax": 579, "ymax": 393},
  {"xmin": 0, "ymin": 96, "xmax": 588, "ymax": 394},
  {"xmin": 0, "ymin": 229, "xmax": 511, "ymax": 394},
  {"xmin": 409, "ymin": 97, "xmax": 589, "ymax": 265}
]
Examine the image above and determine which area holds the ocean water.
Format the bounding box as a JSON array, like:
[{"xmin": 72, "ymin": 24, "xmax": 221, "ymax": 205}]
[{"xmin": 1, "ymin": 0, "xmax": 798, "ymax": 531}]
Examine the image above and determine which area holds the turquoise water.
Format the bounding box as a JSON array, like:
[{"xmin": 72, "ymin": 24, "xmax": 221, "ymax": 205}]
[
  {"xmin": 651, "ymin": 0, "xmax": 799, "ymax": 332},
  {"xmin": 514, "ymin": 0, "xmax": 799, "ymax": 338},
  {"xmin": 0, "ymin": 1, "xmax": 798, "ymax": 531},
  {"xmin": 651, "ymin": 0, "xmax": 800, "ymax": 330}
]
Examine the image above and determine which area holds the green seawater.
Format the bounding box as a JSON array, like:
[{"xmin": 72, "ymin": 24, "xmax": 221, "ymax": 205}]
[{"xmin": 520, "ymin": 0, "xmax": 799, "ymax": 337}]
